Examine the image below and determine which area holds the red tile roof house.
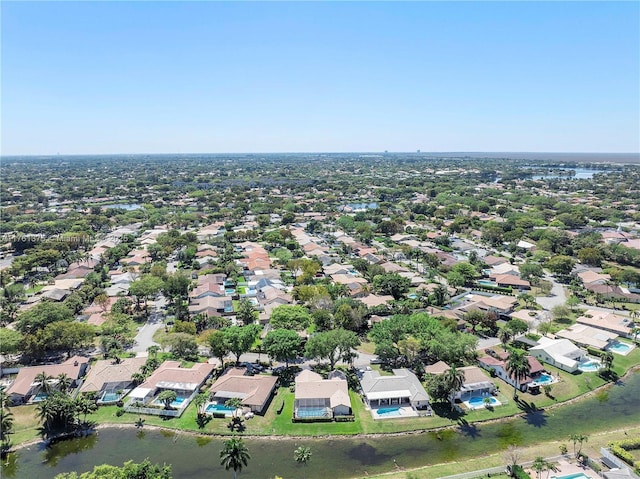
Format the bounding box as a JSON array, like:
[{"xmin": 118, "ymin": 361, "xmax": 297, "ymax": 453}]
[
  {"xmin": 6, "ymin": 356, "xmax": 90, "ymax": 404},
  {"xmin": 125, "ymin": 361, "xmax": 215, "ymax": 417},
  {"xmin": 208, "ymin": 367, "xmax": 278, "ymax": 415},
  {"xmin": 79, "ymin": 357, "xmax": 147, "ymax": 404},
  {"xmin": 478, "ymin": 354, "xmax": 544, "ymax": 393}
]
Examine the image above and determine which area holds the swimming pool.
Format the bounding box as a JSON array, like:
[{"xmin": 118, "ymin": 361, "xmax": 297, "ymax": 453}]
[
  {"xmin": 578, "ymin": 358, "xmax": 601, "ymax": 372},
  {"xmin": 532, "ymin": 373, "xmax": 554, "ymax": 386},
  {"xmin": 296, "ymin": 407, "xmax": 331, "ymax": 418},
  {"xmin": 101, "ymin": 392, "xmax": 121, "ymax": 402},
  {"xmin": 606, "ymin": 342, "xmax": 632, "ymax": 355},
  {"xmin": 205, "ymin": 403, "xmax": 236, "ymax": 415},
  {"xmin": 373, "ymin": 406, "xmax": 402, "ymax": 418},
  {"xmin": 154, "ymin": 396, "xmax": 187, "ymax": 408},
  {"xmin": 477, "ymin": 280, "xmax": 497, "ymax": 287},
  {"xmin": 465, "ymin": 396, "xmax": 500, "ymax": 409},
  {"xmin": 551, "ymin": 473, "xmax": 595, "ymax": 479}
]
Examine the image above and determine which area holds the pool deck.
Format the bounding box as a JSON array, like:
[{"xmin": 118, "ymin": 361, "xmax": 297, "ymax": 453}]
[
  {"xmin": 369, "ymin": 406, "xmax": 418, "ymax": 420},
  {"xmin": 526, "ymin": 458, "xmax": 596, "ymax": 479}
]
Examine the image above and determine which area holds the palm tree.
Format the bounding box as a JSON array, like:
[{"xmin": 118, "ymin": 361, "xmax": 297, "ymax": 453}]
[
  {"xmin": 531, "ymin": 456, "xmax": 552, "ymax": 479},
  {"xmin": 506, "ymin": 349, "xmax": 531, "ymax": 400},
  {"xmin": 56, "ymin": 373, "xmax": 72, "ymax": 394},
  {"xmin": 147, "ymin": 345, "xmax": 160, "ymax": 359},
  {"xmin": 220, "ymin": 437, "xmax": 250, "ymax": 479},
  {"xmin": 193, "ymin": 392, "xmax": 208, "ymax": 418},
  {"xmin": 443, "ymin": 366, "xmax": 466, "ymax": 411},
  {"xmin": 498, "ymin": 327, "xmax": 512, "ymax": 347},
  {"xmin": 294, "ymin": 445, "xmax": 312, "ymax": 479},
  {"xmin": 569, "ymin": 433, "xmax": 588, "ymax": 459},
  {"xmin": 34, "ymin": 372, "xmax": 54, "ymax": 396},
  {"xmin": 601, "ymin": 351, "xmax": 614, "ymax": 372},
  {"xmin": 630, "ymin": 326, "xmax": 640, "ymax": 343},
  {"xmin": 74, "ymin": 396, "xmax": 97, "ymax": 424}
]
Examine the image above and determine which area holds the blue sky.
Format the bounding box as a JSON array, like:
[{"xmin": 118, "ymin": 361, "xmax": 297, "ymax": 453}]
[{"xmin": 2, "ymin": 1, "xmax": 638, "ymax": 155}]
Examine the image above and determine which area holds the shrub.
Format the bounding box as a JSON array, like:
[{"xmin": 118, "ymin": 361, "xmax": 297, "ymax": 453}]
[{"xmin": 115, "ymin": 408, "xmax": 125, "ymax": 417}]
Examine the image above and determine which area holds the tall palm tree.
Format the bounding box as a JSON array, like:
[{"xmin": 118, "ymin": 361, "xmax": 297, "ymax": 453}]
[
  {"xmin": 74, "ymin": 396, "xmax": 97, "ymax": 425},
  {"xmin": 601, "ymin": 351, "xmax": 614, "ymax": 372},
  {"xmin": 294, "ymin": 446, "xmax": 312, "ymax": 479},
  {"xmin": 531, "ymin": 456, "xmax": 552, "ymax": 479},
  {"xmin": 569, "ymin": 433, "xmax": 588, "ymax": 459},
  {"xmin": 506, "ymin": 349, "xmax": 531, "ymax": 400},
  {"xmin": 443, "ymin": 366, "xmax": 466, "ymax": 411},
  {"xmin": 56, "ymin": 373, "xmax": 72, "ymax": 394},
  {"xmin": 193, "ymin": 392, "xmax": 208, "ymax": 418},
  {"xmin": 220, "ymin": 437, "xmax": 250, "ymax": 479},
  {"xmin": 34, "ymin": 372, "xmax": 54, "ymax": 396}
]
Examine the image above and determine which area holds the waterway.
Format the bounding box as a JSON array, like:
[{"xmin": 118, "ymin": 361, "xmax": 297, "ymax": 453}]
[{"xmin": 4, "ymin": 371, "xmax": 639, "ymax": 479}]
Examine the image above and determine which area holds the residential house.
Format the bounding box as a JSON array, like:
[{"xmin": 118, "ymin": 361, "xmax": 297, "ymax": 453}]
[
  {"xmin": 208, "ymin": 367, "xmax": 278, "ymax": 414},
  {"xmin": 478, "ymin": 353, "xmax": 544, "ymax": 392},
  {"xmin": 126, "ymin": 361, "xmax": 215, "ymax": 417},
  {"xmin": 79, "ymin": 357, "xmax": 147, "ymax": 403},
  {"xmin": 294, "ymin": 370, "xmax": 352, "ymax": 420},
  {"xmin": 555, "ymin": 324, "xmax": 618, "ymax": 350},
  {"xmin": 6, "ymin": 356, "xmax": 90, "ymax": 404},
  {"xmin": 576, "ymin": 310, "xmax": 635, "ymax": 339},
  {"xmin": 529, "ymin": 337, "xmax": 589, "ymax": 373},
  {"xmin": 360, "ymin": 368, "xmax": 430, "ymax": 411}
]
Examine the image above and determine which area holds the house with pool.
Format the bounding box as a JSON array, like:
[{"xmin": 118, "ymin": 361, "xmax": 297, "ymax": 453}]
[
  {"xmin": 360, "ymin": 368, "xmax": 431, "ymax": 419},
  {"xmin": 5, "ymin": 355, "xmax": 90, "ymax": 405},
  {"xmin": 478, "ymin": 352, "xmax": 547, "ymax": 393},
  {"xmin": 447, "ymin": 366, "xmax": 499, "ymax": 408},
  {"xmin": 529, "ymin": 337, "xmax": 594, "ymax": 373},
  {"xmin": 79, "ymin": 356, "xmax": 147, "ymax": 404},
  {"xmin": 555, "ymin": 324, "xmax": 618, "ymax": 351},
  {"xmin": 293, "ymin": 370, "xmax": 352, "ymax": 421},
  {"xmin": 576, "ymin": 310, "xmax": 636, "ymax": 339},
  {"xmin": 125, "ymin": 360, "xmax": 216, "ymax": 417},
  {"xmin": 207, "ymin": 367, "xmax": 278, "ymax": 415}
]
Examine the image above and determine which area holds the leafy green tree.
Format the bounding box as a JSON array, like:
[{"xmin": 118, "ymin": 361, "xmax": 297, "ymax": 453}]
[
  {"xmin": 224, "ymin": 325, "xmax": 261, "ymax": 364},
  {"xmin": 157, "ymin": 390, "xmax": 177, "ymax": 409},
  {"xmin": 166, "ymin": 333, "xmax": 198, "ymax": 360},
  {"xmin": 220, "ymin": 437, "xmax": 250, "ymax": 479},
  {"xmin": 16, "ymin": 302, "xmax": 74, "ymax": 335},
  {"xmin": 546, "ymin": 255, "xmax": 575, "ymax": 276},
  {"xmin": 449, "ymin": 261, "xmax": 479, "ymax": 286},
  {"xmin": 53, "ymin": 459, "xmax": 172, "ymax": 479},
  {"xmin": 304, "ymin": 329, "xmax": 360, "ymax": 369},
  {"xmin": 208, "ymin": 329, "xmax": 231, "ymax": 366},
  {"xmin": 519, "ymin": 262, "xmax": 544, "ymax": 282},
  {"xmin": 0, "ymin": 328, "xmax": 23, "ymax": 355},
  {"xmin": 235, "ymin": 298, "xmax": 257, "ymax": 326},
  {"xmin": 431, "ymin": 284, "xmax": 449, "ymax": 306},
  {"xmin": 372, "ymin": 273, "xmax": 411, "ymax": 300},
  {"xmin": 262, "ymin": 329, "xmax": 303, "ymax": 367},
  {"xmin": 269, "ymin": 305, "xmax": 312, "ymax": 331},
  {"xmin": 129, "ymin": 275, "xmax": 164, "ymax": 311}
]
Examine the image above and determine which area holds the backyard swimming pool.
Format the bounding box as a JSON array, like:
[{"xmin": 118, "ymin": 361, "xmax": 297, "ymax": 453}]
[
  {"xmin": 578, "ymin": 358, "xmax": 601, "ymax": 372},
  {"xmin": 296, "ymin": 407, "xmax": 331, "ymax": 418},
  {"xmin": 373, "ymin": 406, "xmax": 402, "ymax": 418},
  {"xmin": 465, "ymin": 396, "xmax": 500, "ymax": 409},
  {"xmin": 606, "ymin": 341, "xmax": 633, "ymax": 355},
  {"xmin": 153, "ymin": 396, "xmax": 187, "ymax": 409},
  {"xmin": 205, "ymin": 403, "xmax": 235, "ymax": 415},
  {"xmin": 552, "ymin": 473, "xmax": 595, "ymax": 479},
  {"xmin": 100, "ymin": 392, "xmax": 121, "ymax": 402}
]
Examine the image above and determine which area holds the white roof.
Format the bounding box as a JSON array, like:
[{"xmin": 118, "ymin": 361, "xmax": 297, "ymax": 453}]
[
  {"xmin": 129, "ymin": 387, "xmax": 153, "ymax": 399},
  {"xmin": 366, "ymin": 390, "xmax": 412, "ymax": 400}
]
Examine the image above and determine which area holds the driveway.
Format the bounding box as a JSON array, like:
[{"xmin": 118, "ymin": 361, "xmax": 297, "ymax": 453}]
[
  {"xmin": 536, "ymin": 274, "xmax": 567, "ymax": 311},
  {"xmin": 129, "ymin": 320, "xmax": 165, "ymax": 354}
]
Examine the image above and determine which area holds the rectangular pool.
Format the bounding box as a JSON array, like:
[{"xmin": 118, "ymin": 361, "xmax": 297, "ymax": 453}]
[
  {"xmin": 552, "ymin": 473, "xmax": 595, "ymax": 479},
  {"xmin": 205, "ymin": 403, "xmax": 235, "ymax": 416},
  {"xmin": 296, "ymin": 407, "xmax": 331, "ymax": 418}
]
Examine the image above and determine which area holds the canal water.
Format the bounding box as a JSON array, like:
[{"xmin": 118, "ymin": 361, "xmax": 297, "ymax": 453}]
[{"xmin": 3, "ymin": 371, "xmax": 639, "ymax": 479}]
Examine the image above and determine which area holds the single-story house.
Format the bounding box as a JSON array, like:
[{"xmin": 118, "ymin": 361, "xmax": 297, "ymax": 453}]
[
  {"xmin": 529, "ymin": 337, "xmax": 588, "ymax": 373},
  {"xmin": 575, "ymin": 310, "xmax": 635, "ymax": 338},
  {"xmin": 478, "ymin": 354, "xmax": 544, "ymax": 392},
  {"xmin": 449, "ymin": 366, "xmax": 496, "ymax": 402},
  {"xmin": 294, "ymin": 370, "xmax": 352, "ymax": 420},
  {"xmin": 79, "ymin": 357, "xmax": 147, "ymax": 403},
  {"xmin": 555, "ymin": 324, "xmax": 618, "ymax": 350},
  {"xmin": 208, "ymin": 367, "xmax": 278, "ymax": 414},
  {"xmin": 360, "ymin": 368, "xmax": 430, "ymax": 410},
  {"xmin": 126, "ymin": 361, "xmax": 215, "ymax": 416},
  {"xmin": 6, "ymin": 356, "xmax": 90, "ymax": 404}
]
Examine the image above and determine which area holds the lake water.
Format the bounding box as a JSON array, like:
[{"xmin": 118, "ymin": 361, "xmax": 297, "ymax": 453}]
[
  {"xmin": 529, "ymin": 168, "xmax": 606, "ymax": 180},
  {"xmin": 104, "ymin": 203, "xmax": 143, "ymax": 211},
  {"xmin": 4, "ymin": 371, "xmax": 639, "ymax": 479}
]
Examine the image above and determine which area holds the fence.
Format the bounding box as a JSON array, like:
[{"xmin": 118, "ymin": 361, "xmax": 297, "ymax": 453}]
[
  {"xmin": 124, "ymin": 404, "xmax": 182, "ymax": 417},
  {"xmin": 600, "ymin": 448, "xmax": 640, "ymax": 479}
]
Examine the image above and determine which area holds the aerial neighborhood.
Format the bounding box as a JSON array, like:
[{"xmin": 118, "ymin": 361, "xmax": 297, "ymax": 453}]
[{"xmin": 1, "ymin": 154, "xmax": 639, "ymax": 477}]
